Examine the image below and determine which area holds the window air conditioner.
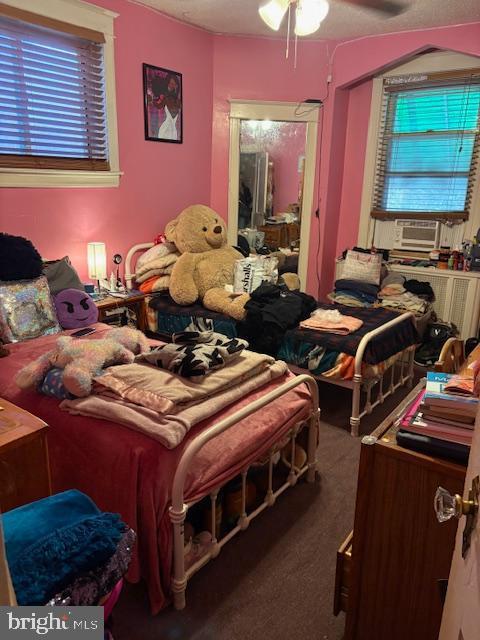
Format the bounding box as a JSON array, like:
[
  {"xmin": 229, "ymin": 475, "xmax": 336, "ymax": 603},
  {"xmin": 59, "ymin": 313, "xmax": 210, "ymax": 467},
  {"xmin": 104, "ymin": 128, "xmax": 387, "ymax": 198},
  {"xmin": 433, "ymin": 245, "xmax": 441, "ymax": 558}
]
[{"xmin": 393, "ymin": 219, "xmax": 439, "ymax": 252}]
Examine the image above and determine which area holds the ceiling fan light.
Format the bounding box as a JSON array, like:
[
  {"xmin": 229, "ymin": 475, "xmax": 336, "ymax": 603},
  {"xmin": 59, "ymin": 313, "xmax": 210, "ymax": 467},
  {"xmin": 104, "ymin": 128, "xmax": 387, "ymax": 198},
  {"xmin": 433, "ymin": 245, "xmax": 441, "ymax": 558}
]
[
  {"xmin": 294, "ymin": 0, "xmax": 329, "ymax": 36},
  {"xmin": 258, "ymin": 0, "xmax": 290, "ymax": 31}
]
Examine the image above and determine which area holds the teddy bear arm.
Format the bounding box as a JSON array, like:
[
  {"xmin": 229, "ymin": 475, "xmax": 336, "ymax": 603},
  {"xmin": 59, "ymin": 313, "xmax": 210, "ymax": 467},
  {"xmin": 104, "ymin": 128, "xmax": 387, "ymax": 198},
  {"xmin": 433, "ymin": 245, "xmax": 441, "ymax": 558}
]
[
  {"xmin": 203, "ymin": 288, "xmax": 249, "ymax": 321},
  {"xmin": 170, "ymin": 253, "xmax": 200, "ymax": 305}
]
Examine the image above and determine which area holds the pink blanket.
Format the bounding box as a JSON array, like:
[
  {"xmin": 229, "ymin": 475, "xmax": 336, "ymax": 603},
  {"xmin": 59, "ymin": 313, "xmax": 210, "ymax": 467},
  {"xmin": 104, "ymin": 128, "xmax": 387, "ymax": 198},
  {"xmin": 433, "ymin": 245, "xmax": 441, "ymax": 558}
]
[{"xmin": 0, "ymin": 324, "xmax": 311, "ymax": 613}]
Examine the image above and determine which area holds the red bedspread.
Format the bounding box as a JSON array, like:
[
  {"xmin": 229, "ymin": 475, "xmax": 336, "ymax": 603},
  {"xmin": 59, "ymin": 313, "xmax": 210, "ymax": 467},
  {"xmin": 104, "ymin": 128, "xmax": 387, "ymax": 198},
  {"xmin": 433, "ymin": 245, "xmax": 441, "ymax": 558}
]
[{"xmin": 0, "ymin": 325, "xmax": 311, "ymax": 613}]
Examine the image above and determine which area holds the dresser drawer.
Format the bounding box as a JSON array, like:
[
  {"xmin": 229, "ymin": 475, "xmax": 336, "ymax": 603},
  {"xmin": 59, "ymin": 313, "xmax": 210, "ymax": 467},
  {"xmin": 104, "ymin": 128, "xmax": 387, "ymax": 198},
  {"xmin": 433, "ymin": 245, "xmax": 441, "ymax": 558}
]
[
  {"xmin": 0, "ymin": 399, "xmax": 51, "ymax": 512},
  {"xmin": 334, "ymin": 530, "xmax": 353, "ymax": 616}
]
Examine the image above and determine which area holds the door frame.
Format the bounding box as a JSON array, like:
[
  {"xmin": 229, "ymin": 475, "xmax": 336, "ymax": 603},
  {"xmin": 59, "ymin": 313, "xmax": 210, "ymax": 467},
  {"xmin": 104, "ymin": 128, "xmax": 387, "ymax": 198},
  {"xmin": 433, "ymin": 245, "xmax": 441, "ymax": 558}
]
[{"xmin": 227, "ymin": 100, "xmax": 320, "ymax": 291}]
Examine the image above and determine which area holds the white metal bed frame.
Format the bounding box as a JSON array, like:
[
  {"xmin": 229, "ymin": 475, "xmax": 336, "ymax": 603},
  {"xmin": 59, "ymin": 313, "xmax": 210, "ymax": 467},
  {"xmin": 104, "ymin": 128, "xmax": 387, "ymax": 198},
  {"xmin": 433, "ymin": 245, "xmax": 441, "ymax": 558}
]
[
  {"xmin": 125, "ymin": 244, "xmax": 415, "ymax": 438},
  {"xmin": 168, "ymin": 374, "xmax": 320, "ymax": 610},
  {"xmin": 291, "ymin": 312, "xmax": 415, "ymax": 437}
]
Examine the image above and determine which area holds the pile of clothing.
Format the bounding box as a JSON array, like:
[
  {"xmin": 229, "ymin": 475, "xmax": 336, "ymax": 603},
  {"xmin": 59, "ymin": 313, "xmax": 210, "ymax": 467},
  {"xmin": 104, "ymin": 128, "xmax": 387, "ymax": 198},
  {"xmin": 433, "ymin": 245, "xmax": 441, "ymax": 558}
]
[
  {"xmin": 328, "ymin": 278, "xmax": 379, "ymax": 308},
  {"xmin": 379, "ymin": 274, "xmax": 433, "ymax": 315},
  {"xmin": 3, "ymin": 489, "xmax": 135, "ymax": 608},
  {"xmin": 241, "ymin": 283, "xmax": 317, "ymax": 355},
  {"xmin": 134, "ymin": 241, "xmax": 180, "ymax": 294}
]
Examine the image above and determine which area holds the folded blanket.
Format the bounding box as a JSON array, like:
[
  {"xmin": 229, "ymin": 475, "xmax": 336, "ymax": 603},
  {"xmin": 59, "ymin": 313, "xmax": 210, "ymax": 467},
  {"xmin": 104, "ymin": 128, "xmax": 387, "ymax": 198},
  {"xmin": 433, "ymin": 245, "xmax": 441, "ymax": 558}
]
[
  {"xmin": 3, "ymin": 490, "xmax": 125, "ymax": 605},
  {"xmin": 300, "ymin": 311, "xmax": 363, "ymax": 335},
  {"xmin": 380, "ymin": 283, "xmax": 406, "ymax": 296},
  {"xmin": 139, "ymin": 275, "xmax": 170, "ymax": 294},
  {"xmin": 334, "ymin": 279, "xmax": 379, "ymax": 298},
  {"xmin": 379, "ymin": 291, "xmax": 427, "ymax": 314},
  {"xmin": 327, "ymin": 292, "xmax": 371, "ymax": 308},
  {"xmin": 61, "ymin": 360, "xmax": 288, "ymax": 448},
  {"xmin": 135, "ymin": 241, "xmax": 177, "ymax": 272},
  {"xmin": 135, "ymin": 253, "xmax": 179, "ymax": 281},
  {"xmin": 91, "ymin": 349, "xmax": 276, "ymax": 415}
]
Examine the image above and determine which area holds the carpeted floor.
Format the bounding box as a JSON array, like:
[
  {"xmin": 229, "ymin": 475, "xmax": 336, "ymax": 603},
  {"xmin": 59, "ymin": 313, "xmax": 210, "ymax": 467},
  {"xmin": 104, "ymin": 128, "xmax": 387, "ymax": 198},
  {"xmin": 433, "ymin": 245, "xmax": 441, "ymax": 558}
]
[{"xmin": 114, "ymin": 378, "xmax": 419, "ymax": 640}]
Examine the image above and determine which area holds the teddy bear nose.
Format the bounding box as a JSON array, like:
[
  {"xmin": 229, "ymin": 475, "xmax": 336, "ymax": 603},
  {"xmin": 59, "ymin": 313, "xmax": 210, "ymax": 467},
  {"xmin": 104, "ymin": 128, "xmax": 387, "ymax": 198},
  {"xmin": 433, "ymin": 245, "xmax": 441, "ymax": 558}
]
[{"xmin": 213, "ymin": 226, "xmax": 222, "ymax": 234}]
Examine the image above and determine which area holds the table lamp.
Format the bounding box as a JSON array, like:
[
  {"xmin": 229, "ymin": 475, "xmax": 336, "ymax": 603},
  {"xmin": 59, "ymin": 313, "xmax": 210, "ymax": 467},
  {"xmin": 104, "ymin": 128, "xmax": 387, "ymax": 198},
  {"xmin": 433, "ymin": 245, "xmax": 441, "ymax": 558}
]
[{"xmin": 87, "ymin": 242, "xmax": 107, "ymax": 292}]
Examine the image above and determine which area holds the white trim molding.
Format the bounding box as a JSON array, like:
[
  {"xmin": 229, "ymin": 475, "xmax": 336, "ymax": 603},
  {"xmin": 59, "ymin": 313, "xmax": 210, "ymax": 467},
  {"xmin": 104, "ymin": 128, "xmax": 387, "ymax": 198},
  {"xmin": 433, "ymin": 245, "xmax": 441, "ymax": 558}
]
[
  {"xmin": 357, "ymin": 50, "xmax": 480, "ymax": 248},
  {"xmin": 0, "ymin": 0, "xmax": 121, "ymax": 189},
  {"xmin": 227, "ymin": 100, "xmax": 320, "ymax": 291}
]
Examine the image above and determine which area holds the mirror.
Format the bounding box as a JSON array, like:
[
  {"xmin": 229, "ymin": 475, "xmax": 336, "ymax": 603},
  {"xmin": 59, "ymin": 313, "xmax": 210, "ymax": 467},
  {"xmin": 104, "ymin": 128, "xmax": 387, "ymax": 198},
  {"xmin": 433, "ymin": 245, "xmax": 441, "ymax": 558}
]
[{"xmin": 238, "ymin": 119, "xmax": 307, "ymax": 274}]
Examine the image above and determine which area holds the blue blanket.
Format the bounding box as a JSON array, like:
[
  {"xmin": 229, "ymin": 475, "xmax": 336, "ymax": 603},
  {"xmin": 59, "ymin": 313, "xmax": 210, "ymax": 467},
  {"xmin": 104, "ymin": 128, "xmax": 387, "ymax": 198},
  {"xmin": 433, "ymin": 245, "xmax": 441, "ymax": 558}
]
[{"xmin": 3, "ymin": 490, "xmax": 125, "ymax": 605}]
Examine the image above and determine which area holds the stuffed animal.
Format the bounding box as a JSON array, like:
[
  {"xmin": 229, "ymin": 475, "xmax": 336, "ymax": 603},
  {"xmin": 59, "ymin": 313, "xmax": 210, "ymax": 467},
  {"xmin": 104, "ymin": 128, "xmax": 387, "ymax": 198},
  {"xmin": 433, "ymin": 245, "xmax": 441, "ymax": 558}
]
[
  {"xmin": 54, "ymin": 289, "xmax": 99, "ymax": 329},
  {"xmin": 15, "ymin": 326, "xmax": 150, "ymax": 397},
  {"xmin": 165, "ymin": 205, "xmax": 249, "ymax": 320}
]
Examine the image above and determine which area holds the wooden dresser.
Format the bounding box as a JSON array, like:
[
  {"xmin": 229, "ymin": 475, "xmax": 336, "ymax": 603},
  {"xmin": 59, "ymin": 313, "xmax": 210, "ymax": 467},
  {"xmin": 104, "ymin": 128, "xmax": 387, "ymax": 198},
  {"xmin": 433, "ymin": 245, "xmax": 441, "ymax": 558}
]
[
  {"xmin": 0, "ymin": 398, "xmax": 51, "ymax": 512},
  {"xmin": 335, "ymin": 382, "xmax": 466, "ymax": 640}
]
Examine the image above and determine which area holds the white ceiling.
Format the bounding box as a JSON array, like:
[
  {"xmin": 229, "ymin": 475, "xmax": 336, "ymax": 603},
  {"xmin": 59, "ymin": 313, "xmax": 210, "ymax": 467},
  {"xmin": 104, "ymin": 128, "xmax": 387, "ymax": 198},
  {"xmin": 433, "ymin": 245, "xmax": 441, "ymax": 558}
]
[{"xmin": 132, "ymin": 0, "xmax": 480, "ymax": 40}]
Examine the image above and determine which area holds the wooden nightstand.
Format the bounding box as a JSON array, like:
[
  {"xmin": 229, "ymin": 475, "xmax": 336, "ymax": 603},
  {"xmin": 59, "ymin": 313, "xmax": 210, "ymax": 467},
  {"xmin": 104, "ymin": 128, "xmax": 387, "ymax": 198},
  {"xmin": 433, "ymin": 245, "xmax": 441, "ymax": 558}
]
[
  {"xmin": 0, "ymin": 399, "xmax": 51, "ymax": 512},
  {"xmin": 94, "ymin": 291, "xmax": 147, "ymax": 332}
]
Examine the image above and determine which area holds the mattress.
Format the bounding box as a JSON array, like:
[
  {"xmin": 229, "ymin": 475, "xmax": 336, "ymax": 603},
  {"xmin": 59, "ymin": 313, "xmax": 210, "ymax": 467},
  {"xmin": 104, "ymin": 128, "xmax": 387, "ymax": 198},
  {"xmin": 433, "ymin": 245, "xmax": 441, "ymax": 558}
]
[{"xmin": 0, "ymin": 324, "xmax": 311, "ymax": 613}]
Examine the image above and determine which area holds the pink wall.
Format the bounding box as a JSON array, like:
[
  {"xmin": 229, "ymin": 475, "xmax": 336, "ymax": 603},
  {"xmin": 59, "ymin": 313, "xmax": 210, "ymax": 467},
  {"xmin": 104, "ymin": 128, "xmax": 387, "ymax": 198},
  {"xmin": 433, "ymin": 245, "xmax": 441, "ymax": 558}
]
[
  {"xmin": 0, "ymin": 0, "xmax": 214, "ymax": 280},
  {"xmin": 239, "ymin": 121, "xmax": 307, "ymax": 214},
  {"xmin": 210, "ymin": 35, "xmax": 330, "ymax": 218}
]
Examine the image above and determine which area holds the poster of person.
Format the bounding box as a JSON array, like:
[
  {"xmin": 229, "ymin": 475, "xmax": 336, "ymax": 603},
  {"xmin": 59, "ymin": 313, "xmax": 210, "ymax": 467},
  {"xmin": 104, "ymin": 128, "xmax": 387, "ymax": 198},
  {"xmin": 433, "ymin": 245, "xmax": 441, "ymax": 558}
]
[{"xmin": 143, "ymin": 63, "xmax": 183, "ymax": 143}]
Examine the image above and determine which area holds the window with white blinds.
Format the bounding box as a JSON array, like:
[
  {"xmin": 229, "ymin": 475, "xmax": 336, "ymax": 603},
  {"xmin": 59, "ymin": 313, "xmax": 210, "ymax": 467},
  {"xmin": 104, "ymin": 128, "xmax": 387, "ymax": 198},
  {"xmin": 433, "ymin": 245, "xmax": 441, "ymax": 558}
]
[
  {"xmin": 371, "ymin": 72, "xmax": 480, "ymax": 221},
  {"xmin": 0, "ymin": 11, "xmax": 109, "ymax": 171}
]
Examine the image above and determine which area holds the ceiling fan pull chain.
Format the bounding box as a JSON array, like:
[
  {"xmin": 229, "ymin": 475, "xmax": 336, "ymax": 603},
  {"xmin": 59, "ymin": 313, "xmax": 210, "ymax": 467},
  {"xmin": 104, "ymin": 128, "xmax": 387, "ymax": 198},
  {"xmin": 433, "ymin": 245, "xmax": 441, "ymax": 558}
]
[
  {"xmin": 294, "ymin": 28, "xmax": 298, "ymax": 69},
  {"xmin": 285, "ymin": 1, "xmax": 291, "ymax": 59}
]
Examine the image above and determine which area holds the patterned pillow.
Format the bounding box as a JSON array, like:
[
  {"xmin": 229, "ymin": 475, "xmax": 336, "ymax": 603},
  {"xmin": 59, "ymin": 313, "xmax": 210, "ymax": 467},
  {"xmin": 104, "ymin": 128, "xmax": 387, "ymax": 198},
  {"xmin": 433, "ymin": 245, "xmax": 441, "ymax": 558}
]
[{"xmin": 0, "ymin": 276, "xmax": 61, "ymax": 343}]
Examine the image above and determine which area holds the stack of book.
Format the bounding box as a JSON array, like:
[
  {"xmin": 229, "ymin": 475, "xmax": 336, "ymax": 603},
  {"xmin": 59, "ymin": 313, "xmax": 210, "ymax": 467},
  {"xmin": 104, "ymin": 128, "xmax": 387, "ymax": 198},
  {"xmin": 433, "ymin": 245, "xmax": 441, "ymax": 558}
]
[{"xmin": 397, "ymin": 372, "xmax": 478, "ymax": 463}]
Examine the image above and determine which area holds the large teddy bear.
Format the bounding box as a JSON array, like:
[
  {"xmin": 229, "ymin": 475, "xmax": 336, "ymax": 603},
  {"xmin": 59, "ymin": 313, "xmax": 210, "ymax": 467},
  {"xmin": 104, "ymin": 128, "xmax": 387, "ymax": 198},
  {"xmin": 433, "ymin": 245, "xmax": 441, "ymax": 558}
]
[
  {"xmin": 16, "ymin": 327, "xmax": 150, "ymax": 398},
  {"xmin": 165, "ymin": 205, "xmax": 250, "ymax": 320}
]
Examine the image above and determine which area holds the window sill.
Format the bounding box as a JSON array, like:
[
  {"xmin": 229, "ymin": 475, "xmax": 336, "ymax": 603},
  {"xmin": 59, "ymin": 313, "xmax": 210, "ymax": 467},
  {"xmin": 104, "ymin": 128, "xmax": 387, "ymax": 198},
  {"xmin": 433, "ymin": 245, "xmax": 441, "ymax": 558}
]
[{"xmin": 0, "ymin": 168, "xmax": 122, "ymax": 188}]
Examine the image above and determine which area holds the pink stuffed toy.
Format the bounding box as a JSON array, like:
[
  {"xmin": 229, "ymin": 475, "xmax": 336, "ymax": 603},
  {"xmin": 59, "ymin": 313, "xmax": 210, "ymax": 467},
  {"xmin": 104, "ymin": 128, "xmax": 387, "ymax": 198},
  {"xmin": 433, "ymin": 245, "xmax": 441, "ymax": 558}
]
[{"xmin": 16, "ymin": 326, "xmax": 150, "ymax": 397}]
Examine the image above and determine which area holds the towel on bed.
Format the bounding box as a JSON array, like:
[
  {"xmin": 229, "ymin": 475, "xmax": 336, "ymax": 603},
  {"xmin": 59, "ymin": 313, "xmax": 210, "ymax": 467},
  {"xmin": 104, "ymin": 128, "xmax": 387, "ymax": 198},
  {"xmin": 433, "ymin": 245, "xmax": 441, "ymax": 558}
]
[{"xmin": 300, "ymin": 308, "xmax": 363, "ymax": 335}]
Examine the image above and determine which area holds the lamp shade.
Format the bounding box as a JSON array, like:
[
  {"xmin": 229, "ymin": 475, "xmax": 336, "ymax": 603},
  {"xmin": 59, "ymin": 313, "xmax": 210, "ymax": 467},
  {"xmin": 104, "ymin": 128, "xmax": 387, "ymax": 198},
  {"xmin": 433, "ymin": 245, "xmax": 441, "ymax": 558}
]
[
  {"xmin": 258, "ymin": 0, "xmax": 290, "ymax": 31},
  {"xmin": 295, "ymin": 0, "xmax": 329, "ymax": 36},
  {"xmin": 87, "ymin": 242, "xmax": 107, "ymax": 280}
]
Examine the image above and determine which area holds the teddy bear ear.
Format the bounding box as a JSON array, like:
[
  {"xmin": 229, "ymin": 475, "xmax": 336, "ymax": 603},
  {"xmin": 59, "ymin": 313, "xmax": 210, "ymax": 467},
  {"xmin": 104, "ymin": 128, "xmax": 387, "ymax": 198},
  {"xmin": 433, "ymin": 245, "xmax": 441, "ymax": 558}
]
[{"xmin": 165, "ymin": 218, "xmax": 178, "ymax": 243}]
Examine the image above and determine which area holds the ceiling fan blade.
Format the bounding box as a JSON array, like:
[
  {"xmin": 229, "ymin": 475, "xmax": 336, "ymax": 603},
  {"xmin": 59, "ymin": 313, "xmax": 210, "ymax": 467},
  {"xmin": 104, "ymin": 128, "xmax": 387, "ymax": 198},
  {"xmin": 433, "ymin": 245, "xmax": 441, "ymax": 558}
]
[{"xmin": 338, "ymin": 0, "xmax": 407, "ymax": 16}]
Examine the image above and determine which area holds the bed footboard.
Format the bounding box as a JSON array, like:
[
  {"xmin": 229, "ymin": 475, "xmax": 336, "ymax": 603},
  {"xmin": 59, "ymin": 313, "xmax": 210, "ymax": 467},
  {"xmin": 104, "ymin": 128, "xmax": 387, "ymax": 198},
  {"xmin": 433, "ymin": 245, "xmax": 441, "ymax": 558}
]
[
  {"xmin": 350, "ymin": 312, "xmax": 415, "ymax": 437},
  {"xmin": 168, "ymin": 374, "xmax": 320, "ymax": 610}
]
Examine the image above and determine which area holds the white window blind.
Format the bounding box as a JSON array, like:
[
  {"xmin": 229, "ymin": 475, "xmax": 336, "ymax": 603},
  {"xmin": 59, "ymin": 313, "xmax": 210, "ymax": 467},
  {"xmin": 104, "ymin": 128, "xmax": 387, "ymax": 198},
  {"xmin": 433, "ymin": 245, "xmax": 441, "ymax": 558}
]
[
  {"xmin": 372, "ymin": 72, "xmax": 480, "ymax": 221},
  {"xmin": 0, "ymin": 11, "xmax": 109, "ymax": 171}
]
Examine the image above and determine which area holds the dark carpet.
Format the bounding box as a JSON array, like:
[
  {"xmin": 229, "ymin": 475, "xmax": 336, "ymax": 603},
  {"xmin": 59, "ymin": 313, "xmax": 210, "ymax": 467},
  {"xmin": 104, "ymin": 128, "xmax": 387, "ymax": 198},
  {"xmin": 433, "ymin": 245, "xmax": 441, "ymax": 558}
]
[{"xmin": 114, "ymin": 378, "xmax": 419, "ymax": 640}]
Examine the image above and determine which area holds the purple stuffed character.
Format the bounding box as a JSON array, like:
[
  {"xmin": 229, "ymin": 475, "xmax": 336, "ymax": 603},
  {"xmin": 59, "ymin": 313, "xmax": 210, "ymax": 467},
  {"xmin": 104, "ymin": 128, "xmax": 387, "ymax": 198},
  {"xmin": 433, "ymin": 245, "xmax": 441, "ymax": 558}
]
[{"xmin": 54, "ymin": 289, "xmax": 98, "ymax": 329}]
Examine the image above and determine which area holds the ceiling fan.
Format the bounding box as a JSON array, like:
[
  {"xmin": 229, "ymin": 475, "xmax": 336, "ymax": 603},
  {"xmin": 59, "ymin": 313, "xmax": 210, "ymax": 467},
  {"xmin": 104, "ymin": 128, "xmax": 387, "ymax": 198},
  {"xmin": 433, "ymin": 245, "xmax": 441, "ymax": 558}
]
[{"xmin": 259, "ymin": 0, "xmax": 406, "ymax": 36}]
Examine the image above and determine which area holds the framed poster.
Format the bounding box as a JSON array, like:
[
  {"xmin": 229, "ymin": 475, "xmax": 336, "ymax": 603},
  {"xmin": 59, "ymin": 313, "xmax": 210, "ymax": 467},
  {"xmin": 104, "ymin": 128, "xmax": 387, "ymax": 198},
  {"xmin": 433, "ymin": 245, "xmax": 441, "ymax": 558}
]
[{"xmin": 143, "ymin": 63, "xmax": 183, "ymax": 143}]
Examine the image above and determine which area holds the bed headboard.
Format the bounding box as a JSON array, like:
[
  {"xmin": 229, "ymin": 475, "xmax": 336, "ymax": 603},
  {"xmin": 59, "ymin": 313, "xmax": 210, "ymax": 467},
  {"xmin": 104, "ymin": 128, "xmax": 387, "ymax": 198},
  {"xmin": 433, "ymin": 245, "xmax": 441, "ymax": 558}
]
[{"xmin": 125, "ymin": 242, "xmax": 154, "ymax": 290}]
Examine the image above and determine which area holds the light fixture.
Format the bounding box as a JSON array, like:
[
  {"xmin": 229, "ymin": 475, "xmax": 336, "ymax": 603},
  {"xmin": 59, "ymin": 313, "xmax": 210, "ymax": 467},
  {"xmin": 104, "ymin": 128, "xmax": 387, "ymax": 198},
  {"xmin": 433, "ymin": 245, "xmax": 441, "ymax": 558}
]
[
  {"xmin": 87, "ymin": 242, "xmax": 107, "ymax": 291},
  {"xmin": 295, "ymin": 0, "xmax": 329, "ymax": 36},
  {"xmin": 258, "ymin": 0, "xmax": 290, "ymax": 31},
  {"xmin": 258, "ymin": 0, "xmax": 329, "ymax": 37}
]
